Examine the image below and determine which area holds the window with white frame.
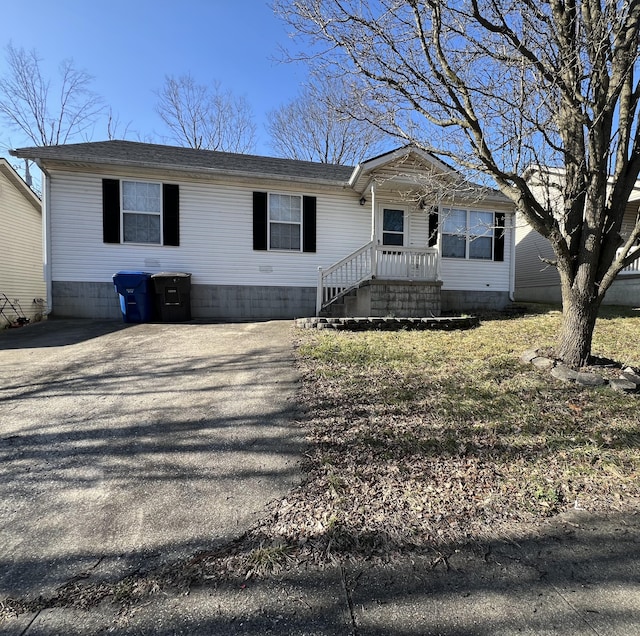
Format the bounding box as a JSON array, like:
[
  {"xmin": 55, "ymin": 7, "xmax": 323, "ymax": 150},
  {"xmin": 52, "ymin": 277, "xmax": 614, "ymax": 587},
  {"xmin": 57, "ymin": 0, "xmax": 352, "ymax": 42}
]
[
  {"xmin": 441, "ymin": 208, "xmax": 494, "ymax": 260},
  {"xmin": 269, "ymin": 193, "xmax": 302, "ymax": 250},
  {"xmin": 122, "ymin": 181, "xmax": 162, "ymax": 244}
]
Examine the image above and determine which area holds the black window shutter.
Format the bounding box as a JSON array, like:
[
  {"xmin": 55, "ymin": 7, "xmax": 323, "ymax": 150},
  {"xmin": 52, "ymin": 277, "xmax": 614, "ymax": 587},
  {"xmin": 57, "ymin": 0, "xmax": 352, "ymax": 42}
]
[
  {"xmin": 102, "ymin": 179, "xmax": 120, "ymax": 243},
  {"xmin": 494, "ymin": 212, "xmax": 505, "ymax": 262},
  {"xmin": 253, "ymin": 191, "xmax": 268, "ymax": 250},
  {"xmin": 302, "ymin": 196, "xmax": 317, "ymax": 253},
  {"xmin": 428, "ymin": 209, "xmax": 438, "ymax": 248},
  {"xmin": 163, "ymin": 183, "xmax": 180, "ymax": 246}
]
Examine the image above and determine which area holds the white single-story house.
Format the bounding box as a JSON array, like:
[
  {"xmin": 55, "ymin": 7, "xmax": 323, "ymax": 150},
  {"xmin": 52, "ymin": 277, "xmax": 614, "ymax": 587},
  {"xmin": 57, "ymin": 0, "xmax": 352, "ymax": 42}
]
[
  {"xmin": 515, "ymin": 169, "xmax": 640, "ymax": 306},
  {"xmin": 10, "ymin": 141, "xmax": 516, "ymax": 320},
  {"xmin": 0, "ymin": 158, "xmax": 46, "ymax": 325}
]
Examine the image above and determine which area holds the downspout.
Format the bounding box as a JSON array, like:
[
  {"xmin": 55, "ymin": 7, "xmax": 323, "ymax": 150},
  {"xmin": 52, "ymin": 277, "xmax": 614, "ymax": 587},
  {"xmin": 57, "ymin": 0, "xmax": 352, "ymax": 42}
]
[
  {"xmin": 41, "ymin": 168, "xmax": 53, "ymax": 316},
  {"xmin": 509, "ymin": 210, "xmax": 516, "ymax": 302}
]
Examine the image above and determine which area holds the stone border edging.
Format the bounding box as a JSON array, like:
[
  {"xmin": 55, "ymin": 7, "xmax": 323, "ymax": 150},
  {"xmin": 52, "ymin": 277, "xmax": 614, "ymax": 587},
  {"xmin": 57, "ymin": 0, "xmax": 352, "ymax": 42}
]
[
  {"xmin": 295, "ymin": 316, "xmax": 480, "ymax": 331},
  {"xmin": 520, "ymin": 349, "xmax": 640, "ymax": 394}
]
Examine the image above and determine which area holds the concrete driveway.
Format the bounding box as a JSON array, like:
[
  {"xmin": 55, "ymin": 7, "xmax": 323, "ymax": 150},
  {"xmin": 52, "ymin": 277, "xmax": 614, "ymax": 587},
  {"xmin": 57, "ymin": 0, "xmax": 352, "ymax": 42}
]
[{"xmin": 0, "ymin": 319, "xmax": 303, "ymax": 601}]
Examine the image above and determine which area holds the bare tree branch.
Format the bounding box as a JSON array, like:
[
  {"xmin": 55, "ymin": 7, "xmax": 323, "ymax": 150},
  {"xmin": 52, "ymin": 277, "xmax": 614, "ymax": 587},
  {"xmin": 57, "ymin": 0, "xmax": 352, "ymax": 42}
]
[
  {"xmin": 267, "ymin": 75, "xmax": 388, "ymax": 164},
  {"xmin": 155, "ymin": 74, "xmax": 257, "ymax": 153},
  {"xmin": 0, "ymin": 43, "xmax": 104, "ymax": 146}
]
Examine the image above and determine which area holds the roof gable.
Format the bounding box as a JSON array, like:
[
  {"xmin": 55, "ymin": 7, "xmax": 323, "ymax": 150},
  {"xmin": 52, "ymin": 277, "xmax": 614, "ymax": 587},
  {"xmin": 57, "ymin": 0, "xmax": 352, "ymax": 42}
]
[
  {"xmin": 349, "ymin": 145, "xmax": 504, "ymax": 203},
  {"xmin": 349, "ymin": 146, "xmax": 461, "ymax": 193},
  {"xmin": 0, "ymin": 159, "xmax": 41, "ymax": 212},
  {"xmin": 353, "ymin": 145, "xmax": 453, "ymax": 179}
]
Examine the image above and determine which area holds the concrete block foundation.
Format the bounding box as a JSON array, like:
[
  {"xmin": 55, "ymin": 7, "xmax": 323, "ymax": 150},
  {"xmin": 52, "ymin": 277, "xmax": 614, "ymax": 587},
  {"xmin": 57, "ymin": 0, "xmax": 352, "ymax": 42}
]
[
  {"xmin": 441, "ymin": 289, "xmax": 511, "ymax": 313},
  {"xmin": 51, "ymin": 281, "xmax": 316, "ymax": 320}
]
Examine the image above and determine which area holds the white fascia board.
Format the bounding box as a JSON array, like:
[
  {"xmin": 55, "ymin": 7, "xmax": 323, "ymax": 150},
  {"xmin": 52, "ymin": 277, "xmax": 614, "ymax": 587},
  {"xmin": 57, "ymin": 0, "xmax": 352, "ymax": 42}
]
[{"xmin": 30, "ymin": 158, "xmax": 349, "ymax": 189}]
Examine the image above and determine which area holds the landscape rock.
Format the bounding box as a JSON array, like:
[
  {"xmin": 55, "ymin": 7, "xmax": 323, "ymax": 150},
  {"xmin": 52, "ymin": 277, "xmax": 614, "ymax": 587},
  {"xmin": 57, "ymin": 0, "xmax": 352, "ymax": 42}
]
[
  {"xmin": 522, "ymin": 350, "xmax": 640, "ymax": 396},
  {"xmin": 520, "ymin": 349, "xmax": 539, "ymax": 364},
  {"xmin": 610, "ymin": 378, "xmax": 638, "ymax": 393},
  {"xmin": 550, "ymin": 364, "xmax": 579, "ymax": 382},
  {"xmin": 574, "ymin": 372, "xmax": 606, "ymax": 387},
  {"xmin": 621, "ymin": 369, "xmax": 640, "ymax": 385},
  {"xmin": 296, "ymin": 316, "xmax": 479, "ymax": 331},
  {"xmin": 531, "ymin": 356, "xmax": 555, "ymax": 370}
]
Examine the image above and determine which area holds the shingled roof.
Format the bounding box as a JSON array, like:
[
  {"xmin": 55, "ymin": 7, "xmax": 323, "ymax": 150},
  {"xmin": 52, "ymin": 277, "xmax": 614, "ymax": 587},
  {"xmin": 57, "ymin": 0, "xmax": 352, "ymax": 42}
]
[{"xmin": 10, "ymin": 140, "xmax": 355, "ymax": 184}]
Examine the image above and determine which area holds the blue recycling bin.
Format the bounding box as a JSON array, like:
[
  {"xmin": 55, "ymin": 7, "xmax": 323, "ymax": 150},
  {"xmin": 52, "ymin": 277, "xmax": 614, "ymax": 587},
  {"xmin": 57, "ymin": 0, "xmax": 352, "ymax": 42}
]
[{"xmin": 113, "ymin": 271, "xmax": 154, "ymax": 323}]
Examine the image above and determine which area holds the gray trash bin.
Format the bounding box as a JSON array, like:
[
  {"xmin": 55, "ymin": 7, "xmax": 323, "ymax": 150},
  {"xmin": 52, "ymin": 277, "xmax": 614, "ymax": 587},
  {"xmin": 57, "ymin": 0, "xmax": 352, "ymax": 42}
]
[{"xmin": 151, "ymin": 272, "xmax": 191, "ymax": 322}]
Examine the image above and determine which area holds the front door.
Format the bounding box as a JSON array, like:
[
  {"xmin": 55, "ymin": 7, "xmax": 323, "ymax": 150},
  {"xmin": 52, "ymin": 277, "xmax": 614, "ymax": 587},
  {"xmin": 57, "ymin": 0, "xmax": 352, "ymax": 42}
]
[
  {"xmin": 380, "ymin": 208, "xmax": 406, "ymax": 247},
  {"xmin": 377, "ymin": 207, "xmax": 407, "ymax": 278}
]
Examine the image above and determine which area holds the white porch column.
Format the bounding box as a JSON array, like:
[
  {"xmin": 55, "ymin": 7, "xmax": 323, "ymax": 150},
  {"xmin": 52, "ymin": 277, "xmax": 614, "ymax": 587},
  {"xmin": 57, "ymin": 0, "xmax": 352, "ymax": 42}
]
[
  {"xmin": 370, "ymin": 182, "xmax": 377, "ymax": 241},
  {"xmin": 370, "ymin": 183, "xmax": 377, "ymax": 277}
]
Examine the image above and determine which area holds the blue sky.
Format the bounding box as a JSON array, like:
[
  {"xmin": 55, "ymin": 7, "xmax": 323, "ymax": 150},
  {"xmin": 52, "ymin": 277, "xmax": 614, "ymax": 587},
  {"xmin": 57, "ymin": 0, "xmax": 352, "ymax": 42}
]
[{"xmin": 1, "ymin": 0, "xmax": 307, "ymax": 157}]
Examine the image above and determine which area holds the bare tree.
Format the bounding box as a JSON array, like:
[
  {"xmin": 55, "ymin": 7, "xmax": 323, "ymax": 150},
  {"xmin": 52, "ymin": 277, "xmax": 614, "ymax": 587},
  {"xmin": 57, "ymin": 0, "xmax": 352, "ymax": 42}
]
[
  {"xmin": 0, "ymin": 43, "xmax": 104, "ymax": 146},
  {"xmin": 267, "ymin": 76, "xmax": 388, "ymax": 164},
  {"xmin": 105, "ymin": 107, "xmax": 133, "ymax": 141},
  {"xmin": 155, "ymin": 74, "xmax": 257, "ymax": 153},
  {"xmin": 275, "ymin": 0, "xmax": 640, "ymax": 367}
]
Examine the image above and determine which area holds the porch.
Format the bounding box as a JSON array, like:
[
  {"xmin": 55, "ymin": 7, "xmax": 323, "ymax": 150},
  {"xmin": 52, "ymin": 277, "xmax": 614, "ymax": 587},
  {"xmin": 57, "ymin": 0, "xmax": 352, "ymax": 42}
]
[
  {"xmin": 316, "ymin": 241, "xmax": 442, "ymax": 317},
  {"xmin": 618, "ymin": 254, "xmax": 640, "ymax": 276}
]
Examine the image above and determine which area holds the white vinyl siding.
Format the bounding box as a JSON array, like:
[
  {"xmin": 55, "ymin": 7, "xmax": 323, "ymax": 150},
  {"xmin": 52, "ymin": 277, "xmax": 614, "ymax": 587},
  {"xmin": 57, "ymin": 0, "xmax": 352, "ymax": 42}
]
[
  {"xmin": 440, "ymin": 214, "xmax": 512, "ymax": 292},
  {"xmin": 47, "ymin": 170, "xmax": 369, "ymax": 288},
  {"xmin": 46, "ymin": 168, "xmax": 513, "ymax": 294},
  {"xmin": 620, "ymin": 200, "xmax": 640, "ymax": 242},
  {"xmin": 515, "ymin": 172, "xmax": 565, "ymax": 292},
  {"xmin": 0, "ymin": 164, "xmax": 46, "ymax": 321},
  {"xmin": 515, "ymin": 210, "xmax": 560, "ymax": 289},
  {"xmin": 390, "ymin": 198, "xmax": 512, "ymax": 292}
]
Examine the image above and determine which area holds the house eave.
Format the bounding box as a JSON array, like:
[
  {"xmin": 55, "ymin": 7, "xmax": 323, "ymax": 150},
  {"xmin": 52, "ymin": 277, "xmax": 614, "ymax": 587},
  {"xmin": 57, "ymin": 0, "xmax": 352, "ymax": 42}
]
[{"xmin": 11, "ymin": 155, "xmax": 351, "ymax": 189}]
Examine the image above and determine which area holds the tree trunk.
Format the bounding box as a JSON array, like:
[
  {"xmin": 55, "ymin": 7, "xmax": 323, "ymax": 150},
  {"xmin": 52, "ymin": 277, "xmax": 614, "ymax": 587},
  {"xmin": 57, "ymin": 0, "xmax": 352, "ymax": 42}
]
[{"xmin": 555, "ymin": 289, "xmax": 602, "ymax": 368}]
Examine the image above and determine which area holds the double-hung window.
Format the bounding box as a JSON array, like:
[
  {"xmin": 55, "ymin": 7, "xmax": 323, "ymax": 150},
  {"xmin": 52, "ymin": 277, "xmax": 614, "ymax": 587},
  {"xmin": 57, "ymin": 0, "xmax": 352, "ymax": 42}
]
[
  {"xmin": 103, "ymin": 179, "xmax": 179, "ymax": 246},
  {"xmin": 122, "ymin": 181, "xmax": 162, "ymax": 244},
  {"xmin": 269, "ymin": 193, "xmax": 302, "ymax": 251},
  {"xmin": 442, "ymin": 208, "xmax": 494, "ymax": 260}
]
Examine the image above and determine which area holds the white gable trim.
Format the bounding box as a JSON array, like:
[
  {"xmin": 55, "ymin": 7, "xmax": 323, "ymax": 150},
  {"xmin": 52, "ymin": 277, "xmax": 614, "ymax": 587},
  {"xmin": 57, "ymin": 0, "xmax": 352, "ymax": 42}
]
[{"xmin": 349, "ymin": 146, "xmax": 454, "ymax": 191}]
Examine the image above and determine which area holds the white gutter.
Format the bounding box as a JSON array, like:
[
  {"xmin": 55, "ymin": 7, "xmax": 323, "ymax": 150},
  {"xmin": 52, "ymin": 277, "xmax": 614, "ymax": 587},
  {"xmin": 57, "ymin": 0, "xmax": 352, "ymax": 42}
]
[{"xmin": 15, "ymin": 157, "xmax": 351, "ymax": 189}]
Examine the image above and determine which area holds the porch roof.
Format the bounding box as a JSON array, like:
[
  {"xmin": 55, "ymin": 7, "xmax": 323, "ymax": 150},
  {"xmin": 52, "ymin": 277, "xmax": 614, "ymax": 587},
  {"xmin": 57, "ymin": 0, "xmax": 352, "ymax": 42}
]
[{"xmin": 349, "ymin": 145, "xmax": 510, "ymax": 207}]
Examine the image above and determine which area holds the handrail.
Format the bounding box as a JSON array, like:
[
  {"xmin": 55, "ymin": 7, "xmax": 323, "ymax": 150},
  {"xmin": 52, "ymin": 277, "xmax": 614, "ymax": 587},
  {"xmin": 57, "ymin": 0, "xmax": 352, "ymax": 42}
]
[
  {"xmin": 317, "ymin": 243, "xmax": 441, "ymax": 315},
  {"xmin": 317, "ymin": 241, "xmax": 375, "ymax": 314},
  {"xmin": 374, "ymin": 246, "xmax": 439, "ymax": 280}
]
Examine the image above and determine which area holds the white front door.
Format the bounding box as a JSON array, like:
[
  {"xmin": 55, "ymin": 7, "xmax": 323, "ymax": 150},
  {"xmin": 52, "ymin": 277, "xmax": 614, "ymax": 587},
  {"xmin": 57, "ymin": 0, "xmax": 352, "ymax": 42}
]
[
  {"xmin": 377, "ymin": 207, "xmax": 408, "ymax": 278},
  {"xmin": 379, "ymin": 207, "xmax": 406, "ymax": 247}
]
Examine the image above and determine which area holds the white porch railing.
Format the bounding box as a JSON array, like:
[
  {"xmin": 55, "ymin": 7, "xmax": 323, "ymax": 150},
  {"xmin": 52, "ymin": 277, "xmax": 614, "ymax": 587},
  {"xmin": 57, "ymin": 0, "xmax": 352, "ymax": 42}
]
[
  {"xmin": 375, "ymin": 246, "xmax": 440, "ymax": 280},
  {"xmin": 317, "ymin": 242, "xmax": 440, "ymax": 314},
  {"xmin": 618, "ymin": 247, "xmax": 640, "ymax": 275}
]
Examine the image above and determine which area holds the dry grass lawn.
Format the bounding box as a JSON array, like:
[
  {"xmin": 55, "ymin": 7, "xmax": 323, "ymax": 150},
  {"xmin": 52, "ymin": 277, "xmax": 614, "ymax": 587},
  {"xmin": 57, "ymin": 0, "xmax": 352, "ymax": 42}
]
[{"xmin": 247, "ymin": 304, "xmax": 640, "ymax": 566}]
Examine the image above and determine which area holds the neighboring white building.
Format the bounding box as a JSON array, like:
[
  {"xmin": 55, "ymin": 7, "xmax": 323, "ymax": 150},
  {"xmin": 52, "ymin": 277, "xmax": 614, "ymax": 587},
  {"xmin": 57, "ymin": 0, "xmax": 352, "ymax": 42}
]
[
  {"xmin": 0, "ymin": 159, "xmax": 45, "ymax": 325},
  {"xmin": 515, "ymin": 168, "xmax": 640, "ymax": 305},
  {"xmin": 11, "ymin": 141, "xmax": 516, "ymax": 320}
]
